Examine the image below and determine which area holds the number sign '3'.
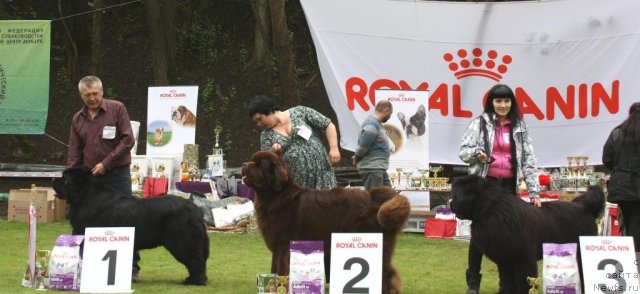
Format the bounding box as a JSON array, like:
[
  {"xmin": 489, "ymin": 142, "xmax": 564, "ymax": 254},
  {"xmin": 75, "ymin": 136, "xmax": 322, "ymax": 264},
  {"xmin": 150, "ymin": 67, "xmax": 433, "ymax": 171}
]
[
  {"xmin": 580, "ymin": 236, "xmax": 640, "ymax": 294},
  {"xmin": 81, "ymin": 227, "xmax": 135, "ymax": 293},
  {"xmin": 330, "ymin": 233, "xmax": 383, "ymax": 294}
]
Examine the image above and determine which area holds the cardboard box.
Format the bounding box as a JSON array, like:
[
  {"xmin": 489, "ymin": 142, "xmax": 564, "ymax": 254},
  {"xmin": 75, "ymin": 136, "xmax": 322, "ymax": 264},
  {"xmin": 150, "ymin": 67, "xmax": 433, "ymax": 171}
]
[{"xmin": 8, "ymin": 187, "xmax": 67, "ymax": 223}]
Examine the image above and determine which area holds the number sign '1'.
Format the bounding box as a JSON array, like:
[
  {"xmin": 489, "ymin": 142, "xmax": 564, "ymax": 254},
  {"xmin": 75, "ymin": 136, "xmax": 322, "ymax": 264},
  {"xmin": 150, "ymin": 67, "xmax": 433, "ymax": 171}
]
[
  {"xmin": 580, "ymin": 236, "xmax": 640, "ymax": 294},
  {"xmin": 81, "ymin": 227, "xmax": 135, "ymax": 293},
  {"xmin": 330, "ymin": 233, "xmax": 382, "ymax": 294}
]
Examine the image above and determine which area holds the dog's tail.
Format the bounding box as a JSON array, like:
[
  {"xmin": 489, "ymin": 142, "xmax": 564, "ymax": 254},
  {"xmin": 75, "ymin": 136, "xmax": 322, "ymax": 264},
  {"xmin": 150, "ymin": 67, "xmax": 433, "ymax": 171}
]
[
  {"xmin": 571, "ymin": 185, "xmax": 605, "ymax": 218},
  {"xmin": 377, "ymin": 194, "xmax": 411, "ymax": 231}
]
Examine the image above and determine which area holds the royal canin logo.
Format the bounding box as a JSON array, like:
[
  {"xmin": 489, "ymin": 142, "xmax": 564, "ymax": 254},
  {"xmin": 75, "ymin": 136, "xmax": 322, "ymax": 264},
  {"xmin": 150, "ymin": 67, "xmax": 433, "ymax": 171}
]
[
  {"xmin": 443, "ymin": 48, "xmax": 512, "ymax": 82},
  {"xmin": 344, "ymin": 48, "xmax": 619, "ymax": 119},
  {"xmin": 351, "ymin": 236, "xmax": 362, "ymax": 242}
]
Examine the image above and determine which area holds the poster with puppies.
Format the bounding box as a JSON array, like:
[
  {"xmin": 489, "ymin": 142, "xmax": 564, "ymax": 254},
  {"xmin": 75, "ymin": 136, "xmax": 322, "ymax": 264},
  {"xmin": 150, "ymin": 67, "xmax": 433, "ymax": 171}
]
[
  {"xmin": 374, "ymin": 89, "xmax": 429, "ymax": 169},
  {"xmin": 146, "ymin": 86, "xmax": 199, "ymax": 155}
]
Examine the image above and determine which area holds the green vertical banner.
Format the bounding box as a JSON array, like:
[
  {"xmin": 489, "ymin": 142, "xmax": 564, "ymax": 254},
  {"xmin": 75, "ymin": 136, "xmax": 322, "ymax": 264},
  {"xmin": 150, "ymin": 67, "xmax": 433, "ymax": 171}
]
[{"xmin": 0, "ymin": 20, "xmax": 51, "ymax": 134}]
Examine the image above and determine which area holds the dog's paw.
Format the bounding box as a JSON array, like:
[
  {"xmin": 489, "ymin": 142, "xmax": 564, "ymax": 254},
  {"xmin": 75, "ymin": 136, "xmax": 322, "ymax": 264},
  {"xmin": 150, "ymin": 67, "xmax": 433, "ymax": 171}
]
[{"xmin": 183, "ymin": 276, "xmax": 207, "ymax": 286}]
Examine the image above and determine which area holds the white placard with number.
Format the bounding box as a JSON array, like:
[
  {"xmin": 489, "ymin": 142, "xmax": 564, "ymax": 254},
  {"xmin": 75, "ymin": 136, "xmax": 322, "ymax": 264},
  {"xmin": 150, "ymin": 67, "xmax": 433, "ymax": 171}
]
[
  {"xmin": 580, "ymin": 236, "xmax": 639, "ymax": 294},
  {"xmin": 81, "ymin": 227, "xmax": 135, "ymax": 293},
  {"xmin": 330, "ymin": 233, "xmax": 382, "ymax": 294}
]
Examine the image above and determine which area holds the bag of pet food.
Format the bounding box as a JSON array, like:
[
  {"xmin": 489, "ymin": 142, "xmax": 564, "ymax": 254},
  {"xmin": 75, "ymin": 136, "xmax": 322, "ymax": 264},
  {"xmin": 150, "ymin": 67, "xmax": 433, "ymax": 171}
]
[
  {"xmin": 48, "ymin": 235, "xmax": 84, "ymax": 291},
  {"xmin": 543, "ymin": 243, "xmax": 581, "ymax": 294},
  {"xmin": 289, "ymin": 241, "xmax": 325, "ymax": 294}
]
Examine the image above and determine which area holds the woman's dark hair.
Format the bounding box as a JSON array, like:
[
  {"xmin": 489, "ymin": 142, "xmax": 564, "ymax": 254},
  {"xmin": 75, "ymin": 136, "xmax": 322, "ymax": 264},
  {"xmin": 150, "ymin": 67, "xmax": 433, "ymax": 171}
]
[
  {"xmin": 247, "ymin": 95, "xmax": 280, "ymax": 118},
  {"xmin": 617, "ymin": 102, "xmax": 640, "ymax": 144},
  {"xmin": 483, "ymin": 84, "xmax": 522, "ymax": 124}
]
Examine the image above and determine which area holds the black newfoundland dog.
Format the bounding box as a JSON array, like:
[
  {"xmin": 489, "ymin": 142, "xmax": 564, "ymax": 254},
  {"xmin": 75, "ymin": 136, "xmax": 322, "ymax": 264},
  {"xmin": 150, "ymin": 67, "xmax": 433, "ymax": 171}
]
[
  {"xmin": 52, "ymin": 167, "xmax": 209, "ymax": 285},
  {"xmin": 241, "ymin": 151, "xmax": 410, "ymax": 294},
  {"xmin": 450, "ymin": 175, "xmax": 604, "ymax": 294}
]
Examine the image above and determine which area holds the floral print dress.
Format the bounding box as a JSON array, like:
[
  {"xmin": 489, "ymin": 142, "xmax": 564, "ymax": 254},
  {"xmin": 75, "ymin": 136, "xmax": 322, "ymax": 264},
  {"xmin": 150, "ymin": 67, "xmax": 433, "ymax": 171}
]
[{"xmin": 260, "ymin": 106, "xmax": 337, "ymax": 189}]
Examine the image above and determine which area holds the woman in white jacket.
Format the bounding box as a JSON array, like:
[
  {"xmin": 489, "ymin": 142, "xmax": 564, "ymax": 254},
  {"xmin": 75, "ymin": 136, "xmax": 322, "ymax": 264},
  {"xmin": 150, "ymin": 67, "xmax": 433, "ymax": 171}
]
[{"xmin": 458, "ymin": 84, "xmax": 541, "ymax": 294}]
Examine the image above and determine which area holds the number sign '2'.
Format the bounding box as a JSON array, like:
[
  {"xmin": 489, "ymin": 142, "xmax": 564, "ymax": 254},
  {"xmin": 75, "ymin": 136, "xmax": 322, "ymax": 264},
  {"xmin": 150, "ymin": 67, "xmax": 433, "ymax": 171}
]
[
  {"xmin": 330, "ymin": 233, "xmax": 382, "ymax": 294},
  {"xmin": 580, "ymin": 236, "xmax": 640, "ymax": 294},
  {"xmin": 81, "ymin": 227, "xmax": 135, "ymax": 293}
]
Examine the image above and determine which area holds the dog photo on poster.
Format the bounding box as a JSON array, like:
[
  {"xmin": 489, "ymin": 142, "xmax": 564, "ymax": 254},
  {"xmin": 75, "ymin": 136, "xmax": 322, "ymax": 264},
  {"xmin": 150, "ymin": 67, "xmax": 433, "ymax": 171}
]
[
  {"xmin": 146, "ymin": 86, "xmax": 199, "ymax": 155},
  {"xmin": 374, "ymin": 89, "xmax": 429, "ymax": 169}
]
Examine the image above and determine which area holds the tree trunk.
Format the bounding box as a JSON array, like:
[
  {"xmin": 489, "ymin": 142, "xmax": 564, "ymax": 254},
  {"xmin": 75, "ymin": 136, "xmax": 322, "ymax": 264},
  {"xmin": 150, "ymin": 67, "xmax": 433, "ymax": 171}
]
[
  {"xmin": 161, "ymin": 0, "xmax": 177, "ymax": 83},
  {"xmin": 58, "ymin": 0, "xmax": 79, "ymax": 84},
  {"xmin": 90, "ymin": 0, "xmax": 103, "ymax": 74},
  {"xmin": 145, "ymin": 0, "xmax": 176, "ymax": 85},
  {"xmin": 268, "ymin": 0, "xmax": 299, "ymax": 107},
  {"xmin": 249, "ymin": 0, "xmax": 273, "ymax": 94}
]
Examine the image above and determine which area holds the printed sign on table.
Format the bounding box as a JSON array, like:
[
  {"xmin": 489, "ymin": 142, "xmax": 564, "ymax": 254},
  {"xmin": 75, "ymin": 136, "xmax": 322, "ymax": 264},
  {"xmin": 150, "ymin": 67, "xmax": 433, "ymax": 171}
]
[
  {"xmin": 330, "ymin": 233, "xmax": 382, "ymax": 294},
  {"xmin": 580, "ymin": 236, "xmax": 639, "ymax": 294},
  {"xmin": 81, "ymin": 227, "xmax": 135, "ymax": 293}
]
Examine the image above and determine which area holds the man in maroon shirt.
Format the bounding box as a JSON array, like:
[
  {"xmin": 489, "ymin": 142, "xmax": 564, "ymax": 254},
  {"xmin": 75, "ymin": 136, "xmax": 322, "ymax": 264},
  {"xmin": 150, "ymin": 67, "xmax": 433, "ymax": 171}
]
[{"xmin": 67, "ymin": 75, "xmax": 141, "ymax": 281}]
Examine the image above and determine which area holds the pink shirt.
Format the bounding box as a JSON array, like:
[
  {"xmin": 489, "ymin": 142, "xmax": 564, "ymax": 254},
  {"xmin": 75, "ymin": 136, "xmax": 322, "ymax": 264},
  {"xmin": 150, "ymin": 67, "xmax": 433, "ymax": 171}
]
[{"xmin": 487, "ymin": 118, "xmax": 514, "ymax": 179}]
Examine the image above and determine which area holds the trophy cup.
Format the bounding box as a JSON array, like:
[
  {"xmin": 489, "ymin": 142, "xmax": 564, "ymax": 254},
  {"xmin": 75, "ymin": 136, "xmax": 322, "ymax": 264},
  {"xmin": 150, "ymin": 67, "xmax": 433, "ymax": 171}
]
[
  {"xmin": 417, "ymin": 168, "xmax": 429, "ymax": 190},
  {"xmin": 214, "ymin": 126, "xmax": 222, "ymax": 148},
  {"xmin": 395, "ymin": 167, "xmax": 404, "ymax": 188},
  {"xmin": 402, "ymin": 171, "xmax": 414, "ymax": 189},
  {"xmin": 429, "ymin": 165, "xmax": 443, "ymax": 178},
  {"xmin": 36, "ymin": 250, "xmax": 50, "ymax": 290},
  {"xmin": 566, "ymin": 156, "xmax": 575, "ymax": 178},
  {"xmin": 580, "ymin": 156, "xmax": 590, "ymax": 177}
]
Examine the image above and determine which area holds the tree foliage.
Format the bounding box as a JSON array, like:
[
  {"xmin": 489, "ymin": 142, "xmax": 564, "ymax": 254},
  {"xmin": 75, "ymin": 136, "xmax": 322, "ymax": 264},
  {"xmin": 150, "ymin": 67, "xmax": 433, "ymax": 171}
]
[{"xmin": 0, "ymin": 0, "xmax": 326, "ymax": 167}]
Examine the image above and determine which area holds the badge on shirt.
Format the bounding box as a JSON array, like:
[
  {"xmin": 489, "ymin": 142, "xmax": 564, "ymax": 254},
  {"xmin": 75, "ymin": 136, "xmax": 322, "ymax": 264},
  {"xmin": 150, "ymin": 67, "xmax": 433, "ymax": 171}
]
[
  {"xmin": 297, "ymin": 125, "xmax": 312, "ymax": 141},
  {"xmin": 102, "ymin": 126, "xmax": 116, "ymax": 139}
]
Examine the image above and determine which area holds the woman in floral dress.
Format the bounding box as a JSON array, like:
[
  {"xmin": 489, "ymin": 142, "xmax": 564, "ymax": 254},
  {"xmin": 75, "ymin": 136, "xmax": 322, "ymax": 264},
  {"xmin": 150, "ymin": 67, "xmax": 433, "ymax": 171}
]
[{"xmin": 248, "ymin": 95, "xmax": 341, "ymax": 189}]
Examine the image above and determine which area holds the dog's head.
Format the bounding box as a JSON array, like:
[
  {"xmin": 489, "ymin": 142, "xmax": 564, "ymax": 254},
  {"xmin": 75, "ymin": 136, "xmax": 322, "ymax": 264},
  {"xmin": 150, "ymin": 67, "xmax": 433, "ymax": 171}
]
[
  {"xmin": 241, "ymin": 151, "xmax": 290, "ymax": 192},
  {"xmin": 171, "ymin": 105, "xmax": 189, "ymax": 122},
  {"xmin": 450, "ymin": 175, "xmax": 488, "ymax": 220},
  {"xmin": 410, "ymin": 104, "xmax": 426, "ymax": 123},
  {"xmin": 52, "ymin": 167, "xmax": 92, "ymax": 205},
  {"xmin": 155, "ymin": 127, "xmax": 164, "ymax": 135}
]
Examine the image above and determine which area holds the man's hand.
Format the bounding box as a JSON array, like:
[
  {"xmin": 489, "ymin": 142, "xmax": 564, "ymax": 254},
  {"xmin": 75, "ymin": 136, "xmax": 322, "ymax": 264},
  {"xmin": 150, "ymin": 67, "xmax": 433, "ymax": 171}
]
[{"xmin": 92, "ymin": 163, "xmax": 106, "ymax": 176}]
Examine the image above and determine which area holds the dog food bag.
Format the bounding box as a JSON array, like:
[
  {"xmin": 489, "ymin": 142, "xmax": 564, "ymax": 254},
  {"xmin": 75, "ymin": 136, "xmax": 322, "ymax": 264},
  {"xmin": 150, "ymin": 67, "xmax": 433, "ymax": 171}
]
[
  {"xmin": 543, "ymin": 243, "xmax": 581, "ymax": 294},
  {"xmin": 48, "ymin": 235, "xmax": 84, "ymax": 291},
  {"xmin": 289, "ymin": 240, "xmax": 325, "ymax": 294},
  {"xmin": 257, "ymin": 273, "xmax": 278, "ymax": 293}
]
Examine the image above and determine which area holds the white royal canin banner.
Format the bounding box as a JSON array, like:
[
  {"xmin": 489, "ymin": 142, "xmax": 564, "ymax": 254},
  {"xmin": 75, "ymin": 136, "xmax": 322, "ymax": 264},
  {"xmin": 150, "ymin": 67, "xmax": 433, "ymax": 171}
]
[{"xmin": 300, "ymin": 0, "xmax": 640, "ymax": 167}]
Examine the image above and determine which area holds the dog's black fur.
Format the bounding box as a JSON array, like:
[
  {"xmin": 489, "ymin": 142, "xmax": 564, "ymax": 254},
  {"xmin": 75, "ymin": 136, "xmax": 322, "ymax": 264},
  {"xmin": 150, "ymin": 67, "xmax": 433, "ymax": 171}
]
[
  {"xmin": 397, "ymin": 104, "xmax": 426, "ymax": 139},
  {"xmin": 52, "ymin": 167, "xmax": 209, "ymax": 285},
  {"xmin": 450, "ymin": 175, "xmax": 604, "ymax": 294}
]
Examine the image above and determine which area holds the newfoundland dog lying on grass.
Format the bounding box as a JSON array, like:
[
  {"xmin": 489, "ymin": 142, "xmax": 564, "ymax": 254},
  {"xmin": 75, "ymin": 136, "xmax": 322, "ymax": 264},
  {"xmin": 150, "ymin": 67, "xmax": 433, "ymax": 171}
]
[
  {"xmin": 241, "ymin": 151, "xmax": 410, "ymax": 294},
  {"xmin": 450, "ymin": 175, "xmax": 604, "ymax": 294},
  {"xmin": 52, "ymin": 167, "xmax": 209, "ymax": 285}
]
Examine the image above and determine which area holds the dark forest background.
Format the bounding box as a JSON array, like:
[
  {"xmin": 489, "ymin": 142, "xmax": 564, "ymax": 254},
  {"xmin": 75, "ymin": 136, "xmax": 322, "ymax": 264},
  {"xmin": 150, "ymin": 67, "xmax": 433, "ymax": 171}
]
[{"xmin": 0, "ymin": 0, "xmax": 515, "ymax": 170}]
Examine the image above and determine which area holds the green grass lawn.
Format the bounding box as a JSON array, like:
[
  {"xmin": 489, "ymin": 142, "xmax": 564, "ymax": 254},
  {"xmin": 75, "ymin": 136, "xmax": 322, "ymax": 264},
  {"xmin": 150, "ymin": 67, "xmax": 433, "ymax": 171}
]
[{"xmin": 0, "ymin": 220, "xmax": 503, "ymax": 293}]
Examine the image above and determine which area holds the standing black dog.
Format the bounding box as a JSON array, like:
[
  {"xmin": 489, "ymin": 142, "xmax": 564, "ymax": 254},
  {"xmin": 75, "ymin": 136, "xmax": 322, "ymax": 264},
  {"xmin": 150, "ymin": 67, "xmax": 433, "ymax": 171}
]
[
  {"xmin": 450, "ymin": 175, "xmax": 604, "ymax": 294},
  {"xmin": 52, "ymin": 167, "xmax": 209, "ymax": 285}
]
